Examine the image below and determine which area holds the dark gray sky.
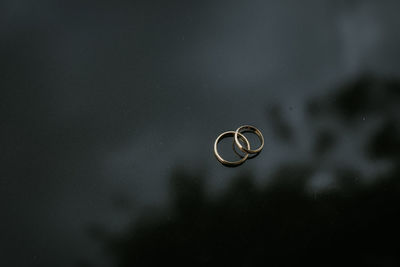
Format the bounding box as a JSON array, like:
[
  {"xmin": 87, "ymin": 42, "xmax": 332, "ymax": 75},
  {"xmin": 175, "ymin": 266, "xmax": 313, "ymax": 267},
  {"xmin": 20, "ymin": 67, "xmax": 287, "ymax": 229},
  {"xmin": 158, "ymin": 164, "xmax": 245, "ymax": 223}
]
[{"xmin": 1, "ymin": 0, "xmax": 400, "ymax": 266}]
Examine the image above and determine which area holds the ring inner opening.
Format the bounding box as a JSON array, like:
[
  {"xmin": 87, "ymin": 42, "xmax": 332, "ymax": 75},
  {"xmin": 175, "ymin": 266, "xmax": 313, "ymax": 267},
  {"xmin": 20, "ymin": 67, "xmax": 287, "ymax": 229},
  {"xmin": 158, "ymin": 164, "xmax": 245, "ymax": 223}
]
[
  {"xmin": 218, "ymin": 135, "xmax": 247, "ymax": 162},
  {"xmin": 238, "ymin": 129, "xmax": 261, "ymax": 150}
]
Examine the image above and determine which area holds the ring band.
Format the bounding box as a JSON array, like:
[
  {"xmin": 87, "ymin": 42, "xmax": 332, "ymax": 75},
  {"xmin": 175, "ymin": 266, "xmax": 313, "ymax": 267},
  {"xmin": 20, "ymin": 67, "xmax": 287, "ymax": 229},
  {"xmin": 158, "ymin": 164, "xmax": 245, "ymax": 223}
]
[
  {"xmin": 234, "ymin": 125, "xmax": 264, "ymax": 154},
  {"xmin": 214, "ymin": 131, "xmax": 250, "ymax": 166}
]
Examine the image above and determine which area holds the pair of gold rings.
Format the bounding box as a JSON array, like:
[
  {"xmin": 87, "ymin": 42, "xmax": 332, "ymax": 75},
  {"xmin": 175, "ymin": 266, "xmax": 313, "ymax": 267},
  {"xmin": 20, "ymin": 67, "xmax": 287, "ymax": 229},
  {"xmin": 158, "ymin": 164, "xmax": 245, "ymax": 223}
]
[{"xmin": 214, "ymin": 125, "xmax": 264, "ymax": 166}]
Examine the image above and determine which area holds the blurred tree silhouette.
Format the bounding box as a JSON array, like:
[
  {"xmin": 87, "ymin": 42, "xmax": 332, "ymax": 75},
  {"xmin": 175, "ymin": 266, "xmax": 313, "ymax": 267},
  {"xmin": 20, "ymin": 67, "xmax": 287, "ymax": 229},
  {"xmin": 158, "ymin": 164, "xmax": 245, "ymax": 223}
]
[{"xmin": 88, "ymin": 74, "xmax": 400, "ymax": 266}]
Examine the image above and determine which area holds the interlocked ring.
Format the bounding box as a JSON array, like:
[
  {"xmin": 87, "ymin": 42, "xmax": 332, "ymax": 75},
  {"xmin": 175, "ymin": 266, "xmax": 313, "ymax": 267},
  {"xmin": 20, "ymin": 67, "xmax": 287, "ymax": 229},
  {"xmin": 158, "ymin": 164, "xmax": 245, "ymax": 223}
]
[
  {"xmin": 234, "ymin": 125, "xmax": 264, "ymax": 154},
  {"xmin": 214, "ymin": 131, "xmax": 250, "ymax": 166}
]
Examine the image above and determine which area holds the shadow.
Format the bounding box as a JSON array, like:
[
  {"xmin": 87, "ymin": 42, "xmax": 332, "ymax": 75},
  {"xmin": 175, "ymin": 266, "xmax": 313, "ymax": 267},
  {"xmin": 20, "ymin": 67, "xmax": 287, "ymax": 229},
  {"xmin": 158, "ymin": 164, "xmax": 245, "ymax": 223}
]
[
  {"xmin": 87, "ymin": 74, "xmax": 400, "ymax": 266},
  {"xmin": 246, "ymin": 151, "xmax": 261, "ymax": 160},
  {"xmin": 232, "ymin": 144, "xmax": 261, "ymax": 160}
]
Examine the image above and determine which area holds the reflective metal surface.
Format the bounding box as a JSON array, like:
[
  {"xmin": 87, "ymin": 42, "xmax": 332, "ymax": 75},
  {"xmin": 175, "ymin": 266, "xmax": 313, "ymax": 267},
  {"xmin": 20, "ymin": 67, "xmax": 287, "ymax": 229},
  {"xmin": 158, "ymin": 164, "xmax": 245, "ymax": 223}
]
[{"xmin": 1, "ymin": 1, "xmax": 400, "ymax": 266}]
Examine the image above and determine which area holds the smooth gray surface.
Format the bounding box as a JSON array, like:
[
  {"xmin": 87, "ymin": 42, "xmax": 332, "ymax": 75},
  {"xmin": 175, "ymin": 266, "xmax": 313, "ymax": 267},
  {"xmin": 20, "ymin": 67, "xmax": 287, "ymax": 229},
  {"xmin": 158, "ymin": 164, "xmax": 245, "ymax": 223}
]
[{"xmin": 1, "ymin": 1, "xmax": 400, "ymax": 266}]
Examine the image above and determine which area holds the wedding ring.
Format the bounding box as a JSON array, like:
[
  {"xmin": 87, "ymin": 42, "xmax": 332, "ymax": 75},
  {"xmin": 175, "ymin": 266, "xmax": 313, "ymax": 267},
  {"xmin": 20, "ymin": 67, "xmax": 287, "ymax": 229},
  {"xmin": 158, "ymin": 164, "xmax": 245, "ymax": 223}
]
[
  {"xmin": 234, "ymin": 125, "xmax": 264, "ymax": 154},
  {"xmin": 214, "ymin": 131, "xmax": 250, "ymax": 166},
  {"xmin": 214, "ymin": 125, "xmax": 264, "ymax": 166}
]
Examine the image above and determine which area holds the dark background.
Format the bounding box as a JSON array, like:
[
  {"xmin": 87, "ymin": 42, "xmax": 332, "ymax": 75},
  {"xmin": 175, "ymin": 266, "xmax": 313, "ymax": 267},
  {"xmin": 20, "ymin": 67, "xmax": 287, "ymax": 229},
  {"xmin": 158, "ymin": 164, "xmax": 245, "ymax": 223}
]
[{"xmin": 1, "ymin": 1, "xmax": 400, "ymax": 266}]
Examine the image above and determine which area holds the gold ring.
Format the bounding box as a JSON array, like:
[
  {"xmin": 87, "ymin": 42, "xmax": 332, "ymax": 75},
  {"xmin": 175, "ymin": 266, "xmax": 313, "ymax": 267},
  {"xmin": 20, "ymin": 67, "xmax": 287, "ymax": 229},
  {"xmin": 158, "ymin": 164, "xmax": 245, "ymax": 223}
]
[
  {"xmin": 234, "ymin": 125, "xmax": 264, "ymax": 154},
  {"xmin": 214, "ymin": 131, "xmax": 250, "ymax": 166}
]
